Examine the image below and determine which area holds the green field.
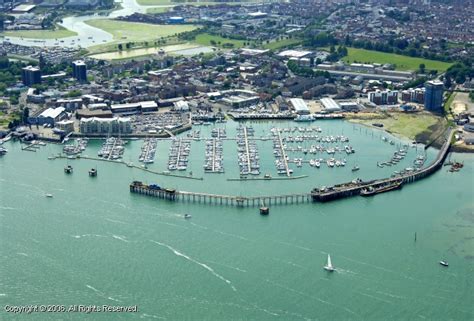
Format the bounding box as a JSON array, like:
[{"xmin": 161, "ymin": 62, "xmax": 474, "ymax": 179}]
[
  {"xmin": 348, "ymin": 112, "xmax": 444, "ymax": 140},
  {"xmin": 85, "ymin": 19, "xmax": 198, "ymax": 44},
  {"xmin": 264, "ymin": 38, "xmax": 301, "ymax": 50},
  {"xmin": 0, "ymin": 25, "xmax": 77, "ymax": 39},
  {"xmin": 194, "ymin": 33, "xmax": 246, "ymax": 48},
  {"xmin": 341, "ymin": 48, "xmax": 453, "ymax": 72}
]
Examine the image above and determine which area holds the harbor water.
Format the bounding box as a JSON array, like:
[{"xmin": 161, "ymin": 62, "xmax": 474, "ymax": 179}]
[{"xmin": 1, "ymin": 120, "xmax": 473, "ymax": 320}]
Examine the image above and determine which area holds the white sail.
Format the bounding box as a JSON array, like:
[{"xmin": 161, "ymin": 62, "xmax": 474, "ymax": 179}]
[{"xmin": 327, "ymin": 254, "xmax": 333, "ymax": 268}]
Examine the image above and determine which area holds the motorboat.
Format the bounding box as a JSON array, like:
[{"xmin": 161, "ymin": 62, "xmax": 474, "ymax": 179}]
[
  {"xmin": 324, "ymin": 254, "xmax": 335, "ymax": 272},
  {"xmin": 439, "ymin": 260, "xmax": 449, "ymax": 267},
  {"xmin": 45, "ymin": 193, "xmax": 53, "ymax": 198},
  {"xmin": 184, "ymin": 214, "xmax": 192, "ymax": 219},
  {"xmin": 352, "ymin": 165, "xmax": 360, "ymax": 172}
]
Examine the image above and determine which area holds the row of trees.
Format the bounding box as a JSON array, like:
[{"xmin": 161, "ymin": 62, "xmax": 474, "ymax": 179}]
[{"xmin": 287, "ymin": 60, "xmax": 331, "ymax": 79}]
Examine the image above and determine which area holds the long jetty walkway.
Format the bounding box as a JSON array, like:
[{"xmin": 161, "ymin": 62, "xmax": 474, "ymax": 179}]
[
  {"xmin": 130, "ymin": 182, "xmax": 311, "ymax": 207},
  {"xmin": 312, "ymin": 129, "xmax": 454, "ymax": 202}
]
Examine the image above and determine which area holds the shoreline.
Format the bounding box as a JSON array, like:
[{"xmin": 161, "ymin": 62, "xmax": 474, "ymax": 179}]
[{"xmin": 346, "ymin": 113, "xmax": 474, "ymax": 154}]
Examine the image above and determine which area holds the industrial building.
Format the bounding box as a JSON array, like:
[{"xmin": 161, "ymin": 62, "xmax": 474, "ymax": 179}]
[
  {"xmin": 80, "ymin": 117, "xmax": 132, "ymax": 134},
  {"xmin": 221, "ymin": 90, "xmax": 259, "ymax": 108},
  {"xmin": 289, "ymin": 98, "xmax": 310, "ymax": 115},
  {"xmin": 320, "ymin": 98, "xmax": 342, "ymax": 112},
  {"xmin": 28, "ymin": 107, "xmax": 66, "ymax": 126},
  {"xmin": 110, "ymin": 101, "xmax": 158, "ymax": 115}
]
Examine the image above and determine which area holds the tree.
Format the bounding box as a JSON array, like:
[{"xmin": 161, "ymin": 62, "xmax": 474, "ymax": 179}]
[
  {"xmin": 419, "ymin": 63, "xmax": 426, "ymax": 74},
  {"xmin": 118, "ymin": 44, "xmax": 123, "ymax": 51},
  {"xmin": 22, "ymin": 107, "xmax": 29, "ymax": 124}
]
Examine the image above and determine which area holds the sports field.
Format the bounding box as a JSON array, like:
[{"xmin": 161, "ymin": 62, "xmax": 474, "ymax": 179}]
[{"xmin": 342, "ymin": 48, "xmax": 453, "ymax": 72}]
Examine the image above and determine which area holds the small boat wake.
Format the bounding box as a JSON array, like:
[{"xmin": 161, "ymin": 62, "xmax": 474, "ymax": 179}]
[{"xmin": 150, "ymin": 240, "xmax": 237, "ymax": 292}]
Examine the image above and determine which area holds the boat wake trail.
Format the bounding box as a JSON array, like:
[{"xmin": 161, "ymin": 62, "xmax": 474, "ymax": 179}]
[
  {"xmin": 204, "ymin": 260, "xmax": 247, "ymax": 273},
  {"xmin": 111, "ymin": 234, "xmax": 130, "ymax": 243},
  {"xmin": 105, "ymin": 218, "xmax": 128, "ymax": 225},
  {"xmin": 149, "ymin": 240, "xmax": 237, "ymax": 292},
  {"xmin": 0, "ymin": 206, "xmax": 17, "ymax": 211},
  {"xmin": 86, "ymin": 285, "xmax": 122, "ymax": 302},
  {"xmin": 71, "ymin": 234, "xmax": 107, "ymax": 239}
]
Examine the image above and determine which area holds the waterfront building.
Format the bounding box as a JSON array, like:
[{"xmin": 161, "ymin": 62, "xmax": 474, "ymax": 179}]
[
  {"xmin": 79, "ymin": 117, "xmax": 132, "ymax": 134},
  {"xmin": 72, "ymin": 60, "xmax": 87, "ymax": 82},
  {"xmin": 221, "ymin": 90, "xmax": 260, "ymax": 108},
  {"xmin": 320, "ymin": 98, "xmax": 342, "ymax": 113},
  {"xmin": 289, "ymin": 98, "xmax": 310, "ymax": 115},
  {"xmin": 368, "ymin": 90, "xmax": 399, "ymax": 105},
  {"xmin": 424, "ymin": 80, "xmax": 444, "ymax": 113},
  {"xmin": 56, "ymin": 120, "xmax": 75, "ymax": 133},
  {"xmin": 28, "ymin": 107, "xmax": 66, "ymax": 126},
  {"xmin": 401, "ymin": 88, "xmax": 425, "ymax": 104},
  {"xmin": 21, "ymin": 65, "xmax": 41, "ymax": 86}
]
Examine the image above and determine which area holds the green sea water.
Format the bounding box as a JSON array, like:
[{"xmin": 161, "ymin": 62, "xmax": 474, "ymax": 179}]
[{"xmin": 1, "ymin": 120, "xmax": 473, "ymax": 321}]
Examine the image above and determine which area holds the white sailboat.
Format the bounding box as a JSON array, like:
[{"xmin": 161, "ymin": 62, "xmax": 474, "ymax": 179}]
[{"xmin": 324, "ymin": 254, "xmax": 335, "ymax": 272}]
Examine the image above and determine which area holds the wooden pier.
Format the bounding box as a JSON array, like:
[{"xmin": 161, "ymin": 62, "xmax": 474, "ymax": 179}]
[{"xmin": 130, "ymin": 181, "xmax": 311, "ymax": 207}]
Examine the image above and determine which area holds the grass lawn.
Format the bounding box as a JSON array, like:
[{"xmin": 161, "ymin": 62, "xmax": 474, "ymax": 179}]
[
  {"xmin": 348, "ymin": 112, "xmax": 444, "ymax": 140},
  {"xmin": 0, "ymin": 25, "xmax": 77, "ymax": 39},
  {"xmin": 194, "ymin": 33, "xmax": 246, "ymax": 48},
  {"xmin": 341, "ymin": 48, "xmax": 453, "ymax": 72},
  {"xmin": 0, "ymin": 111, "xmax": 20, "ymax": 130},
  {"xmin": 85, "ymin": 19, "xmax": 198, "ymax": 44},
  {"xmin": 264, "ymin": 38, "xmax": 301, "ymax": 50},
  {"xmin": 146, "ymin": 7, "xmax": 171, "ymax": 14}
]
